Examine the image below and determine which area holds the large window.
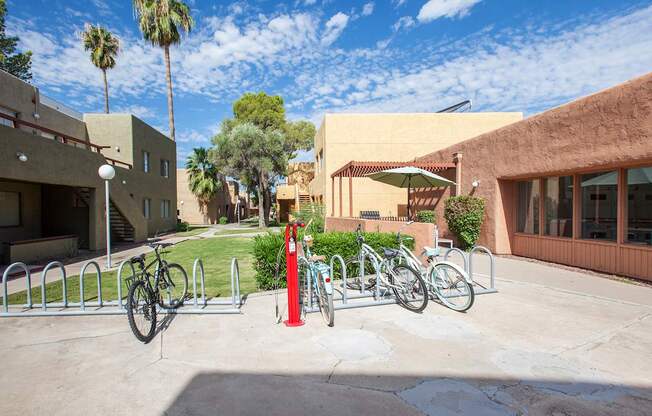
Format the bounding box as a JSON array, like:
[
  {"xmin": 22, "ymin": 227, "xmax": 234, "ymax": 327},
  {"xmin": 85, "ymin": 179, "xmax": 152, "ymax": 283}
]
[
  {"xmin": 160, "ymin": 200, "xmax": 170, "ymax": 219},
  {"xmin": 160, "ymin": 159, "xmax": 169, "ymax": 178},
  {"xmin": 143, "ymin": 198, "xmax": 151, "ymax": 219},
  {"xmin": 0, "ymin": 191, "xmax": 21, "ymax": 227},
  {"xmin": 143, "ymin": 151, "xmax": 150, "ymax": 173},
  {"xmin": 626, "ymin": 166, "xmax": 652, "ymax": 246},
  {"xmin": 581, "ymin": 171, "xmax": 617, "ymax": 241},
  {"xmin": 544, "ymin": 176, "xmax": 573, "ymax": 237},
  {"xmin": 0, "ymin": 106, "xmax": 16, "ymax": 128},
  {"xmin": 517, "ymin": 180, "xmax": 539, "ymax": 234}
]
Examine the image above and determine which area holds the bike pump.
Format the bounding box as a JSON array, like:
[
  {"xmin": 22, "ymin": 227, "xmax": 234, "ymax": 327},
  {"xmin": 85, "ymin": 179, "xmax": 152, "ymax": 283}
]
[{"xmin": 284, "ymin": 221, "xmax": 305, "ymax": 327}]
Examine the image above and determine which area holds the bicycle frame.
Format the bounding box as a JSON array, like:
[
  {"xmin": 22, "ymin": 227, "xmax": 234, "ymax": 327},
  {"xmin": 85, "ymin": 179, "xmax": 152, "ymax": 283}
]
[{"xmin": 299, "ymin": 237, "xmax": 333, "ymax": 311}]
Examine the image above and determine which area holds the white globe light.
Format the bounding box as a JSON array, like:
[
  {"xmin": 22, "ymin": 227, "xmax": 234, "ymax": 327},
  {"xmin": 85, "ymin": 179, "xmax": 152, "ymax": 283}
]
[{"xmin": 98, "ymin": 164, "xmax": 116, "ymax": 180}]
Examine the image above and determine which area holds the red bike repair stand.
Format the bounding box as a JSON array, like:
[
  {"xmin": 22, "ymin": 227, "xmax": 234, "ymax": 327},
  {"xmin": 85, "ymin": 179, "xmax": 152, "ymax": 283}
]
[{"xmin": 284, "ymin": 222, "xmax": 305, "ymax": 327}]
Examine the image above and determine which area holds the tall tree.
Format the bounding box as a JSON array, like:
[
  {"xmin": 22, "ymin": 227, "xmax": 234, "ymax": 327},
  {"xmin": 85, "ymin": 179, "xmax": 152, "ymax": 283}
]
[
  {"xmin": 212, "ymin": 92, "xmax": 315, "ymax": 226},
  {"xmin": 81, "ymin": 24, "xmax": 120, "ymax": 114},
  {"xmin": 186, "ymin": 147, "xmax": 221, "ymax": 222},
  {"xmin": 133, "ymin": 0, "xmax": 193, "ymax": 141},
  {"xmin": 0, "ymin": 0, "xmax": 32, "ymax": 81}
]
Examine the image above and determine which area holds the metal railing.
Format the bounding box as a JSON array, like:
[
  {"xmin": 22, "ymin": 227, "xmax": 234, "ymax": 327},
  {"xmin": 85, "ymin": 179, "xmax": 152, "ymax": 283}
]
[{"xmin": 1, "ymin": 257, "xmax": 242, "ymax": 317}]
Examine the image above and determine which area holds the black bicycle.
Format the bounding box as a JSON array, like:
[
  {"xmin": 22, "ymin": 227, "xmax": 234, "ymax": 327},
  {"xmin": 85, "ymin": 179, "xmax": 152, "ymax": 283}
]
[{"xmin": 126, "ymin": 242, "xmax": 188, "ymax": 343}]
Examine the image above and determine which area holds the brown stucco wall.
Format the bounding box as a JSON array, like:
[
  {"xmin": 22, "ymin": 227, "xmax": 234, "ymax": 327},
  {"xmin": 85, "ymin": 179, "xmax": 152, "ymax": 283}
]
[
  {"xmin": 417, "ymin": 72, "xmax": 652, "ymax": 255},
  {"xmin": 177, "ymin": 169, "xmax": 242, "ymax": 224}
]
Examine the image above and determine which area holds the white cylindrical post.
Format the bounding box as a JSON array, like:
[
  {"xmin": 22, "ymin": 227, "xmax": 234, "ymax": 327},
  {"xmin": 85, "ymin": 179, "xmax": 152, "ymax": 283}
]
[{"xmin": 105, "ymin": 180, "xmax": 111, "ymax": 268}]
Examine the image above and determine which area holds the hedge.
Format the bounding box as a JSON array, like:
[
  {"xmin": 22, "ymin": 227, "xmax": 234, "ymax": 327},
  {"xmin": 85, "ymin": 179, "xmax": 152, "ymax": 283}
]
[
  {"xmin": 444, "ymin": 196, "xmax": 485, "ymax": 249},
  {"xmin": 415, "ymin": 210, "xmax": 436, "ymax": 224},
  {"xmin": 219, "ymin": 216, "xmax": 228, "ymax": 224},
  {"xmin": 252, "ymin": 231, "xmax": 414, "ymax": 290}
]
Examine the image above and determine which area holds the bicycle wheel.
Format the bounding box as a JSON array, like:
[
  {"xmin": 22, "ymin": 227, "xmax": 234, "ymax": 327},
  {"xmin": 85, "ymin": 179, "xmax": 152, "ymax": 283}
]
[
  {"xmin": 344, "ymin": 256, "xmax": 377, "ymax": 291},
  {"xmin": 126, "ymin": 279, "xmax": 157, "ymax": 343},
  {"xmin": 430, "ymin": 262, "xmax": 475, "ymax": 312},
  {"xmin": 158, "ymin": 263, "xmax": 188, "ymax": 309},
  {"xmin": 316, "ymin": 271, "xmax": 334, "ymax": 327},
  {"xmin": 388, "ymin": 264, "xmax": 428, "ymax": 313}
]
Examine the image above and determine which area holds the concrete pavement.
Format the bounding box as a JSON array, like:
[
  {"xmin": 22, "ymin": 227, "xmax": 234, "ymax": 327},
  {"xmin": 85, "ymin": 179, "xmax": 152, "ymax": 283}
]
[{"xmin": 1, "ymin": 256, "xmax": 651, "ymax": 415}]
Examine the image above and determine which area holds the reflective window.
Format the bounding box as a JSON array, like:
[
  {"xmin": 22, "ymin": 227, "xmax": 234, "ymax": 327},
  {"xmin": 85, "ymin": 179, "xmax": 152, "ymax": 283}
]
[
  {"xmin": 143, "ymin": 198, "xmax": 151, "ymax": 219},
  {"xmin": 0, "ymin": 106, "xmax": 16, "ymax": 128},
  {"xmin": 517, "ymin": 180, "xmax": 539, "ymax": 234},
  {"xmin": 626, "ymin": 167, "xmax": 652, "ymax": 245},
  {"xmin": 143, "ymin": 151, "xmax": 150, "ymax": 173},
  {"xmin": 544, "ymin": 176, "xmax": 573, "ymax": 237},
  {"xmin": 581, "ymin": 171, "xmax": 617, "ymax": 241}
]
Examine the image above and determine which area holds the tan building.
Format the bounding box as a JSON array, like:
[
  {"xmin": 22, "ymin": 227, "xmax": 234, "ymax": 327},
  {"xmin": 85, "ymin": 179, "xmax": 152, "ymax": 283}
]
[
  {"xmin": 0, "ymin": 69, "xmax": 176, "ymax": 264},
  {"xmin": 177, "ymin": 169, "xmax": 247, "ymax": 224},
  {"xmin": 276, "ymin": 162, "xmax": 314, "ymax": 222},
  {"xmin": 310, "ymin": 113, "xmax": 522, "ymax": 219},
  {"xmin": 417, "ymin": 73, "xmax": 652, "ymax": 281}
]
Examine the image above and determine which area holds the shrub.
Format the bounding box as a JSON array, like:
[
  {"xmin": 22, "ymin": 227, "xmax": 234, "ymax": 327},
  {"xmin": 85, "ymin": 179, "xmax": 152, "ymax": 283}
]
[
  {"xmin": 416, "ymin": 210, "xmax": 436, "ymax": 224},
  {"xmin": 219, "ymin": 216, "xmax": 228, "ymax": 224},
  {"xmin": 444, "ymin": 196, "xmax": 485, "ymax": 249},
  {"xmin": 176, "ymin": 221, "xmax": 190, "ymax": 232},
  {"xmin": 252, "ymin": 231, "xmax": 413, "ymax": 290},
  {"xmin": 291, "ymin": 203, "xmax": 325, "ymax": 233}
]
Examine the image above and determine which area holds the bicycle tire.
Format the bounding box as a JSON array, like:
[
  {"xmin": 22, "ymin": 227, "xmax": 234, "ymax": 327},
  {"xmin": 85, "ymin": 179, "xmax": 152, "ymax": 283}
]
[
  {"xmin": 126, "ymin": 279, "xmax": 157, "ymax": 343},
  {"xmin": 158, "ymin": 263, "xmax": 188, "ymax": 309},
  {"xmin": 388, "ymin": 264, "xmax": 428, "ymax": 313},
  {"xmin": 316, "ymin": 271, "xmax": 334, "ymax": 327},
  {"xmin": 430, "ymin": 262, "xmax": 475, "ymax": 312},
  {"xmin": 344, "ymin": 256, "xmax": 377, "ymax": 291}
]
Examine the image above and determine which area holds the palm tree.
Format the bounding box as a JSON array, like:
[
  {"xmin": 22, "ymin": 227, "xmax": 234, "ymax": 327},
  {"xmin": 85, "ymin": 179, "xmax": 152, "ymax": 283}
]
[
  {"xmin": 81, "ymin": 24, "xmax": 120, "ymax": 113},
  {"xmin": 133, "ymin": 0, "xmax": 193, "ymax": 141},
  {"xmin": 186, "ymin": 148, "xmax": 221, "ymax": 221}
]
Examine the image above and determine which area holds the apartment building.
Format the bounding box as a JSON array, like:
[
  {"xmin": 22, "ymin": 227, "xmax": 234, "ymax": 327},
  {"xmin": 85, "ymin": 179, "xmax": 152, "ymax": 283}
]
[
  {"xmin": 0, "ymin": 69, "xmax": 176, "ymax": 264},
  {"xmin": 176, "ymin": 170, "xmax": 247, "ymax": 224}
]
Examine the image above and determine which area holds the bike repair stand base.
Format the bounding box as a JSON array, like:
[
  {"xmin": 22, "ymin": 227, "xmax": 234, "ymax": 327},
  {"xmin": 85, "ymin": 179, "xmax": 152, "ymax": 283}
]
[{"xmin": 283, "ymin": 319, "xmax": 305, "ymax": 327}]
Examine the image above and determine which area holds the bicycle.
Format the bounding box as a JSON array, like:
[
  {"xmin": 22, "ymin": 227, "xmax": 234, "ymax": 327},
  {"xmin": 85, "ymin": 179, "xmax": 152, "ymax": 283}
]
[
  {"xmin": 394, "ymin": 222, "xmax": 475, "ymax": 312},
  {"xmin": 126, "ymin": 242, "xmax": 188, "ymax": 343},
  {"xmin": 343, "ymin": 224, "xmax": 379, "ymax": 291},
  {"xmin": 299, "ymin": 233, "xmax": 335, "ymax": 326},
  {"xmin": 348, "ymin": 227, "xmax": 428, "ymax": 312}
]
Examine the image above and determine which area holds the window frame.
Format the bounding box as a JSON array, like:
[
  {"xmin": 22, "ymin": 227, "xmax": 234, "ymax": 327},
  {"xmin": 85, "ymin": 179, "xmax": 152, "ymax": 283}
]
[
  {"xmin": 516, "ymin": 179, "xmax": 540, "ymax": 235},
  {"xmin": 143, "ymin": 198, "xmax": 151, "ymax": 220},
  {"xmin": 160, "ymin": 199, "xmax": 170, "ymax": 219},
  {"xmin": 143, "ymin": 151, "xmax": 150, "ymax": 173},
  {"xmin": 160, "ymin": 159, "xmax": 169, "ymax": 178},
  {"xmin": 543, "ymin": 175, "xmax": 574, "ymax": 238},
  {"xmin": 0, "ymin": 191, "xmax": 22, "ymax": 228},
  {"xmin": 625, "ymin": 166, "xmax": 652, "ymax": 247}
]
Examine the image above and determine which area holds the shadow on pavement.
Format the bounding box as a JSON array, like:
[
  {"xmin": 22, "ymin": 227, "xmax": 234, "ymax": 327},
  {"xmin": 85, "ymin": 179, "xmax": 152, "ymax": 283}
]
[{"xmin": 162, "ymin": 372, "xmax": 652, "ymax": 416}]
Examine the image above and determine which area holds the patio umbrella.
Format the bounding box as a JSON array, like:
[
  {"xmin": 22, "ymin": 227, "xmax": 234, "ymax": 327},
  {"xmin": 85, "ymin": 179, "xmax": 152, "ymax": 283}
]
[
  {"xmin": 581, "ymin": 168, "xmax": 652, "ymax": 187},
  {"xmin": 366, "ymin": 166, "xmax": 456, "ymax": 219}
]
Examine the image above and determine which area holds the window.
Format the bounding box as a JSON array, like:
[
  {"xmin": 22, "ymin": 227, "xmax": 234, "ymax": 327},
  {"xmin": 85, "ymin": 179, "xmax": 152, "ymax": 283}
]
[
  {"xmin": 160, "ymin": 200, "xmax": 170, "ymax": 219},
  {"xmin": 160, "ymin": 159, "xmax": 169, "ymax": 178},
  {"xmin": 517, "ymin": 180, "xmax": 540, "ymax": 234},
  {"xmin": 143, "ymin": 151, "xmax": 150, "ymax": 173},
  {"xmin": 319, "ymin": 150, "xmax": 324, "ymax": 172},
  {"xmin": 626, "ymin": 166, "xmax": 652, "ymax": 245},
  {"xmin": 0, "ymin": 191, "xmax": 21, "ymax": 227},
  {"xmin": 143, "ymin": 198, "xmax": 151, "ymax": 219},
  {"xmin": 581, "ymin": 171, "xmax": 617, "ymax": 241},
  {"xmin": 544, "ymin": 176, "xmax": 573, "ymax": 238},
  {"xmin": 0, "ymin": 106, "xmax": 16, "ymax": 128}
]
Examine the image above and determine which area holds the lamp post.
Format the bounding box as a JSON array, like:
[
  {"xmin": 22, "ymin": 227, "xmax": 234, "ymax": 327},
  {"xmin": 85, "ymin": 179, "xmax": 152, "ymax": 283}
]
[{"xmin": 98, "ymin": 164, "xmax": 116, "ymax": 269}]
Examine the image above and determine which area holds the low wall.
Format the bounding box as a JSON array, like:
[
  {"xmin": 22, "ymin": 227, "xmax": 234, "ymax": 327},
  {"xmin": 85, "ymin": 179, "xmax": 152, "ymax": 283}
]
[
  {"xmin": 325, "ymin": 217, "xmax": 435, "ymax": 255},
  {"xmin": 4, "ymin": 235, "xmax": 78, "ymax": 264}
]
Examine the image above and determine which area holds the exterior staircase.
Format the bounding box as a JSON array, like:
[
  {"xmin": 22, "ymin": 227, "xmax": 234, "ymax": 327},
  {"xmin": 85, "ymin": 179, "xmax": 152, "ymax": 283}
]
[
  {"xmin": 299, "ymin": 194, "xmax": 311, "ymax": 204},
  {"xmin": 75, "ymin": 187, "xmax": 135, "ymax": 243}
]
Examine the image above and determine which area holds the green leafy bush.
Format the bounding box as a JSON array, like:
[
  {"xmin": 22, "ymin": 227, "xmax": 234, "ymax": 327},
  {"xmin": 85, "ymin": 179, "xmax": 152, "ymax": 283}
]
[
  {"xmin": 444, "ymin": 196, "xmax": 485, "ymax": 249},
  {"xmin": 176, "ymin": 221, "xmax": 190, "ymax": 232},
  {"xmin": 291, "ymin": 203, "xmax": 325, "ymax": 233},
  {"xmin": 252, "ymin": 231, "xmax": 413, "ymax": 290},
  {"xmin": 219, "ymin": 216, "xmax": 228, "ymax": 224},
  {"xmin": 416, "ymin": 210, "xmax": 436, "ymax": 224}
]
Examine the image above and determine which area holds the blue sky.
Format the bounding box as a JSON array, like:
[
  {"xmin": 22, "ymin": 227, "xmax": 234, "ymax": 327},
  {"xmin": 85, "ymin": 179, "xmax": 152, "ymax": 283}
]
[{"xmin": 6, "ymin": 0, "xmax": 652, "ymax": 165}]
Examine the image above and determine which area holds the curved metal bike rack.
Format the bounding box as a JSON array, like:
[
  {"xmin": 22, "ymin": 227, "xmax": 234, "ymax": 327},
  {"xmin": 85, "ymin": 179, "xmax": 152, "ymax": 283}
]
[
  {"xmin": 192, "ymin": 258, "xmax": 205, "ymax": 307},
  {"xmin": 329, "ymin": 255, "xmax": 347, "ymax": 303},
  {"xmin": 116, "ymin": 260, "xmax": 136, "ymax": 310},
  {"xmin": 443, "ymin": 247, "xmax": 469, "ymax": 272},
  {"xmin": 2, "ymin": 262, "xmax": 31, "ymax": 312},
  {"xmin": 41, "ymin": 261, "xmax": 67, "ymax": 310},
  {"xmin": 468, "ymin": 245, "xmax": 497, "ymax": 295},
  {"xmin": 79, "ymin": 261, "xmax": 102, "ymax": 311}
]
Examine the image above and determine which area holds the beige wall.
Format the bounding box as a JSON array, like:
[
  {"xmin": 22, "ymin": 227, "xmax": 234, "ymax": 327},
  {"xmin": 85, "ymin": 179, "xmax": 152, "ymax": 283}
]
[
  {"xmin": 177, "ymin": 169, "xmax": 242, "ymax": 224},
  {"xmin": 310, "ymin": 113, "xmax": 522, "ymax": 218}
]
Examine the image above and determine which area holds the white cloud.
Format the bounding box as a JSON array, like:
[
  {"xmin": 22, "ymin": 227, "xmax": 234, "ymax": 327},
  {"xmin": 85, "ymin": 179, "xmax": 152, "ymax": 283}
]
[
  {"xmin": 393, "ymin": 16, "xmax": 416, "ymax": 32},
  {"xmin": 321, "ymin": 12, "xmax": 350, "ymax": 46},
  {"xmin": 362, "ymin": 2, "xmax": 375, "ymax": 16},
  {"xmin": 417, "ymin": 0, "xmax": 482, "ymax": 23},
  {"xmin": 393, "ymin": 0, "xmax": 407, "ymax": 7},
  {"xmin": 114, "ymin": 105, "xmax": 156, "ymax": 119}
]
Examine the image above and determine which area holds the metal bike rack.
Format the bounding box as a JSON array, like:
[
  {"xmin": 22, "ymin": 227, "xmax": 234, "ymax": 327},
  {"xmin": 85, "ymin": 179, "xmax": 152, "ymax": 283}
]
[
  {"xmin": 1, "ymin": 256, "xmax": 244, "ymax": 317},
  {"xmin": 443, "ymin": 247, "xmax": 469, "ymax": 271},
  {"xmin": 468, "ymin": 245, "xmax": 497, "ymax": 295}
]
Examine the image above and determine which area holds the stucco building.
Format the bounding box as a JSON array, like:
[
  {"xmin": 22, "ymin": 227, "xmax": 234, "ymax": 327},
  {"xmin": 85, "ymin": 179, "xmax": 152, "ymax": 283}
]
[
  {"xmin": 0, "ymin": 69, "xmax": 176, "ymax": 264},
  {"xmin": 176, "ymin": 169, "xmax": 247, "ymax": 224},
  {"xmin": 276, "ymin": 162, "xmax": 314, "ymax": 222},
  {"xmin": 417, "ymin": 73, "xmax": 652, "ymax": 281},
  {"xmin": 310, "ymin": 112, "xmax": 522, "ymax": 218}
]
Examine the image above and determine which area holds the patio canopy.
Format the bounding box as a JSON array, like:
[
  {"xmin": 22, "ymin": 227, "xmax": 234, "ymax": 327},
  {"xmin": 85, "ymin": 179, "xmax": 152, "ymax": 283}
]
[{"xmin": 330, "ymin": 160, "xmax": 456, "ymax": 217}]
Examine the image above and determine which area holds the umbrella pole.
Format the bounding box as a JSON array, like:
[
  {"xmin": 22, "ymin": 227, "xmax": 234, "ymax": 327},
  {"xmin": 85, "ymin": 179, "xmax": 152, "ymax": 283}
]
[{"xmin": 407, "ymin": 176, "xmax": 411, "ymax": 221}]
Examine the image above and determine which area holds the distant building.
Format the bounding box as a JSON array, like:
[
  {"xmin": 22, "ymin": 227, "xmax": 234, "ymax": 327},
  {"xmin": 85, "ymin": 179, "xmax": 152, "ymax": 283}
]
[
  {"xmin": 310, "ymin": 112, "xmax": 522, "ymax": 218},
  {"xmin": 176, "ymin": 169, "xmax": 248, "ymax": 224},
  {"xmin": 276, "ymin": 162, "xmax": 314, "ymax": 222},
  {"xmin": 0, "ymin": 69, "xmax": 176, "ymax": 265}
]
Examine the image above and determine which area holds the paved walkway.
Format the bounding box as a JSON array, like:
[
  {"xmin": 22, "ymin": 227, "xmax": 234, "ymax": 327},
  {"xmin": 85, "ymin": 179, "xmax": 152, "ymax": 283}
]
[{"xmin": 0, "ymin": 257, "xmax": 651, "ymax": 415}]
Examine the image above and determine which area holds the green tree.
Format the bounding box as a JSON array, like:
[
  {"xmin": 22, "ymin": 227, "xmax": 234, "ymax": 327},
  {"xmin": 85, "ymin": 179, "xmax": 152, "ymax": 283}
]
[
  {"xmin": 186, "ymin": 147, "xmax": 221, "ymax": 221},
  {"xmin": 81, "ymin": 24, "xmax": 120, "ymax": 114},
  {"xmin": 133, "ymin": 0, "xmax": 194, "ymax": 141},
  {"xmin": 212, "ymin": 92, "xmax": 315, "ymax": 226},
  {"xmin": 0, "ymin": 0, "xmax": 32, "ymax": 81}
]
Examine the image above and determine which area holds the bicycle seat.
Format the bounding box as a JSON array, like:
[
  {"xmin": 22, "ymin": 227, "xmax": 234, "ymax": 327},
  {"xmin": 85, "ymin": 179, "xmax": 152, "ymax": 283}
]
[
  {"xmin": 310, "ymin": 255, "xmax": 326, "ymax": 262},
  {"xmin": 148, "ymin": 242, "xmax": 173, "ymax": 249},
  {"xmin": 130, "ymin": 253, "xmax": 145, "ymax": 264},
  {"xmin": 422, "ymin": 246, "xmax": 440, "ymax": 258},
  {"xmin": 382, "ymin": 247, "xmax": 400, "ymax": 259}
]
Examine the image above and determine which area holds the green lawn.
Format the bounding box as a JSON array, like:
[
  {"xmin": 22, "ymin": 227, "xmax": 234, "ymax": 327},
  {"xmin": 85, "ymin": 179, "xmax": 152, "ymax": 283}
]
[
  {"xmin": 175, "ymin": 226, "xmax": 210, "ymax": 237},
  {"xmin": 5, "ymin": 237, "xmax": 257, "ymax": 305},
  {"xmin": 214, "ymin": 228, "xmax": 268, "ymax": 235}
]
